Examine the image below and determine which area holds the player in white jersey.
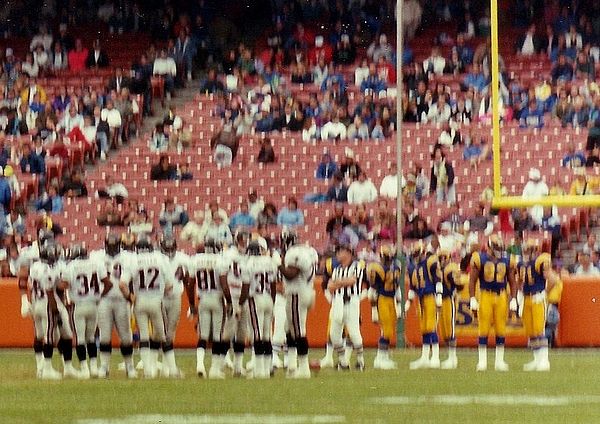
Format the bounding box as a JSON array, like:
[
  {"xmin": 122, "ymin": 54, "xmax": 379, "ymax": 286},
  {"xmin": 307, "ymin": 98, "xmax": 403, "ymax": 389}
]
[
  {"xmin": 120, "ymin": 235, "xmax": 173, "ymax": 378},
  {"xmin": 278, "ymin": 230, "xmax": 319, "ymax": 378},
  {"xmin": 327, "ymin": 244, "xmax": 367, "ymax": 371},
  {"xmin": 245, "ymin": 239, "xmax": 278, "ymax": 378},
  {"xmin": 94, "ymin": 234, "xmax": 137, "ymax": 378},
  {"xmin": 186, "ymin": 239, "xmax": 226, "ymax": 379},
  {"xmin": 18, "ymin": 231, "xmax": 51, "ymax": 377},
  {"xmin": 160, "ymin": 236, "xmax": 187, "ymax": 377},
  {"xmin": 29, "ymin": 243, "xmax": 79, "ymax": 379},
  {"xmin": 218, "ymin": 231, "xmax": 250, "ymax": 377},
  {"xmin": 62, "ymin": 245, "xmax": 111, "ymax": 379}
]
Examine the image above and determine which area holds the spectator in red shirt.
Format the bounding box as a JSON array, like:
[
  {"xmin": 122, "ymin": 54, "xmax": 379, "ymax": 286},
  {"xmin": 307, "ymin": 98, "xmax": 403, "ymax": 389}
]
[
  {"xmin": 68, "ymin": 39, "xmax": 88, "ymax": 72},
  {"xmin": 309, "ymin": 36, "xmax": 333, "ymax": 66},
  {"xmin": 49, "ymin": 134, "xmax": 70, "ymax": 162},
  {"xmin": 376, "ymin": 56, "xmax": 396, "ymax": 85}
]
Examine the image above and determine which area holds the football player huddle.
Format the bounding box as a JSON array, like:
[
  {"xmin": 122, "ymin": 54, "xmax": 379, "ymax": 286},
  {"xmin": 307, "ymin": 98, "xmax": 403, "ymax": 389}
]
[
  {"xmin": 18, "ymin": 228, "xmax": 322, "ymax": 380},
  {"xmin": 406, "ymin": 235, "xmax": 559, "ymax": 372}
]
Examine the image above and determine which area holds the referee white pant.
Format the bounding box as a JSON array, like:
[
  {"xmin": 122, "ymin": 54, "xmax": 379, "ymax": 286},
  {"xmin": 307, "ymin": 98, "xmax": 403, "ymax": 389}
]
[{"xmin": 329, "ymin": 295, "xmax": 362, "ymax": 350}]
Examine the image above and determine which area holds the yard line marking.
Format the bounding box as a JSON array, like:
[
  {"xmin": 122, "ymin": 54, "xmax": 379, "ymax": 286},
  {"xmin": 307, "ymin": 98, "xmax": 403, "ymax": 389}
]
[
  {"xmin": 372, "ymin": 395, "xmax": 600, "ymax": 406},
  {"xmin": 76, "ymin": 414, "xmax": 346, "ymax": 424}
]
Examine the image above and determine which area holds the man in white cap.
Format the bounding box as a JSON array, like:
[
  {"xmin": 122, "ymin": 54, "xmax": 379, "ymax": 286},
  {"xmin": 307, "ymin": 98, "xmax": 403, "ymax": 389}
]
[{"xmin": 522, "ymin": 168, "xmax": 548, "ymax": 226}]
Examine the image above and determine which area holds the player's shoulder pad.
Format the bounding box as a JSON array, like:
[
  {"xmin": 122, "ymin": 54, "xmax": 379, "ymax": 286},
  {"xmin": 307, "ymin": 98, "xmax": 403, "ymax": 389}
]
[
  {"xmin": 470, "ymin": 251, "xmax": 482, "ymax": 269},
  {"xmin": 367, "ymin": 261, "xmax": 384, "ymax": 280},
  {"xmin": 536, "ymin": 252, "xmax": 551, "ymax": 273}
]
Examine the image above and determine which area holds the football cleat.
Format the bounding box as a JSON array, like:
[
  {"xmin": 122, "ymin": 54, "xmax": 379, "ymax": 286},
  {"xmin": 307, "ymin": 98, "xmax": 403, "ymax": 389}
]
[
  {"xmin": 374, "ymin": 358, "xmax": 397, "ymax": 370},
  {"xmin": 97, "ymin": 366, "xmax": 109, "ymax": 379},
  {"xmin": 41, "ymin": 367, "xmax": 62, "ymax": 380},
  {"xmin": 292, "ymin": 368, "xmax": 312, "ymax": 379},
  {"xmin": 209, "ymin": 368, "xmax": 225, "ymax": 379},
  {"xmin": 79, "ymin": 363, "xmax": 91, "ymax": 380},
  {"xmin": 441, "ymin": 357, "xmax": 458, "ymax": 370},
  {"xmin": 494, "ymin": 361, "xmax": 509, "ymax": 372},
  {"xmin": 355, "ymin": 360, "xmax": 365, "ymax": 372},
  {"xmin": 523, "ymin": 359, "xmax": 538, "ymax": 372},
  {"xmin": 409, "ymin": 357, "xmax": 430, "ymax": 370},
  {"xmin": 319, "ymin": 356, "xmax": 335, "ymax": 369},
  {"xmin": 535, "ymin": 360, "xmax": 550, "ymax": 372},
  {"xmin": 336, "ymin": 363, "xmax": 350, "ymax": 371},
  {"xmin": 125, "ymin": 365, "xmax": 138, "ymax": 379},
  {"xmin": 428, "ymin": 358, "xmax": 441, "ymax": 369},
  {"xmin": 197, "ymin": 364, "xmax": 207, "ymax": 378},
  {"xmin": 476, "ymin": 362, "xmax": 488, "ymax": 372},
  {"xmin": 272, "ymin": 354, "xmax": 284, "ymax": 369},
  {"xmin": 64, "ymin": 364, "xmax": 83, "ymax": 379}
]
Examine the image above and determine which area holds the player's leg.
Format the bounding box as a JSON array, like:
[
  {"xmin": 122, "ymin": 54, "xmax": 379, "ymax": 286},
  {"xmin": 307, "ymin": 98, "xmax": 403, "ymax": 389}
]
[
  {"xmin": 532, "ymin": 294, "xmax": 550, "ymax": 371},
  {"xmin": 208, "ymin": 297, "xmax": 227, "ymax": 379},
  {"xmin": 440, "ymin": 296, "xmax": 458, "ymax": 369},
  {"xmin": 41, "ymin": 299, "xmax": 62, "ymax": 379},
  {"xmin": 375, "ymin": 296, "xmax": 397, "ymax": 369},
  {"xmin": 289, "ymin": 287, "xmax": 312, "ymax": 378},
  {"xmin": 522, "ymin": 295, "xmax": 537, "ymax": 370},
  {"xmin": 262, "ymin": 296, "xmax": 274, "ymax": 378},
  {"xmin": 161, "ymin": 296, "xmax": 182, "ymax": 377},
  {"xmin": 424, "ymin": 295, "xmax": 440, "ymax": 368},
  {"xmin": 493, "ymin": 292, "xmax": 509, "ymax": 371},
  {"xmin": 196, "ymin": 295, "xmax": 212, "ymax": 377},
  {"xmin": 284, "ymin": 293, "xmax": 299, "ymax": 374},
  {"xmin": 85, "ymin": 303, "xmax": 99, "ymax": 377},
  {"xmin": 346, "ymin": 296, "xmax": 365, "ymax": 371},
  {"xmin": 134, "ymin": 300, "xmax": 153, "ymax": 378},
  {"xmin": 96, "ymin": 298, "xmax": 114, "ymax": 377},
  {"xmin": 32, "ymin": 302, "xmax": 46, "ymax": 377},
  {"xmin": 233, "ymin": 304, "xmax": 249, "ymax": 377},
  {"xmin": 56, "ymin": 301, "xmax": 78, "ymax": 378},
  {"xmin": 248, "ymin": 297, "xmax": 263, "ymax": 378},
  {"xmin": 271, "ymin": 293, "xmax": 287, "ymax": 369},
  {"xmin": 328, "ymin": 296, "xmax": 345, "ymax": 369},
  {"xmin": 115, "ymin": 299, "xmax": 136, "ymax": 377},
  {"xmin": 476, "ymin": 290, "xmax": 493, "ymax": 371},
  {"xmin": 72, "ymin": 303, "xmax": 90, "ymax": 378},
  {"xmin": 146, "ymin": 299, "xmax": 168, "ymax": 378},
  {"xmin": 410, "ymin": 295, "xmax": 433, "ymax": 370}
]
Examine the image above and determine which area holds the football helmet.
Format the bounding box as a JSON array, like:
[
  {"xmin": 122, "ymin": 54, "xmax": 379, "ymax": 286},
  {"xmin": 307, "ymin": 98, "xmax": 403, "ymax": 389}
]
[
  {"xmin": 410, "ymin": 240, "xmax": 426, "ymax": 262},
  {"xmin": 121, "ymin": 233, "xmax": 136, "ymax": 251},
  {"xmin": 487, "ymin": 235, "xmax": 505, "ymax": 258},
  {"xmin": 105, "ymin": 234, "xmax": 121, "ymax": 257},
  {"xmin": 280, "ymin": 228, "xmax": 298, "ymax": 252},
  {"xmin": 160, "ymin": 237, "xmax": 177, "ymax": 258},
  {"xmin": 69, "ymin": 244, "xmax": 88, "ymax": 260},
  {"xmin": 40, "ymin": 243, "xmax": 61, "ymax": 265},
  {"xmin": 437, "ymin": 249, "xmax": 451, "ymax": 267},
  {"xmin": 521, "ymin": 239, "xmax": 538, "ymax": 262},
  {"xmin": 204, "ymin": 238, "xmax": 223, "ymax": 254},
  {"xmin": 246, "ymin": 241, "xmax": 262, "ymax": 256},
  {"xmin": 136, "ymin": 235, "xmax": 153, "ymax": 252},
  {"xmin": 379, "ymin": 244, "xmax": 396, "ymax": 262}
]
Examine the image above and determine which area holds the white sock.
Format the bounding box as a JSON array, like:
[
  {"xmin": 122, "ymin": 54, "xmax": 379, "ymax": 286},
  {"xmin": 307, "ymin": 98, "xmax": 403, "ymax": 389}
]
[
  {"xmin": 448, "ymin": 346, "xmax": 457, "ymax": 361},
  {"xmin": 323, "ymin": 342, "xmax": 333, "ymax": 360},
  {"xmin": 538, "ymin": 346, "xmax": 549, "ymax": 363},
  {"xmin": 298, "ymin": 355, "xmax": 309, "ymax": 372},
  {"xmin": 35, "ymin": 353, "xmax": 44, "ymax": 371},
  {"xmin": 420, "ymin": 343, "xmax": 430, "ymax": 360},
  {"xmin": 478, "ymin": 345, "xmax": 487, "ymax": 365},
  {"xmin": 164, "ymin": 349, "xmax": 177, "ymax": 373},
  {"xmin": 287, "ymin": 347, "xmax": 298, "ymax": 371},
  {"xmin": 495, "ymin": 345, "xmax": 505, "ymax": 363},
  {"xmin": 100, "ymin": 352, "xmax": 111, "ymax": 370},
  {"xmin": 89, "ymin": 357, "xmax": 97, "ymax": 371},
  {"xmin": 196, "ymin": 348, "xmax": 205, "ymax": 369},
  {"xmin": 431, "ymin": 343, "xmax": 440, "ymax": 362},
  {"xmin": 140, "ymin": 348, "xmax": 151, "ymax": 375},
  {"xmin": 234, "ymin": 352, "xmax": 243, "ymax": 372},
  {"xmin": 44, "ymin": 357, "xmax": 54, "ymax": 371}
]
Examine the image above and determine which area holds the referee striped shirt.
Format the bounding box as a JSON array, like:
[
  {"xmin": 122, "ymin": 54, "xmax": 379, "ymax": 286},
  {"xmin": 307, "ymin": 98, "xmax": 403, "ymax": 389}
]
[{"xmin": 331, "ymin": 261, "xmax": 365, "ymax": 298}]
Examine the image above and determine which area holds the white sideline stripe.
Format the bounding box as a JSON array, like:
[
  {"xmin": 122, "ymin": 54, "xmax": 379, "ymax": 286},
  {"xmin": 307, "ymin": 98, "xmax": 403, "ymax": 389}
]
[
  {"xmin": 373, "ymin": 395, "xmax": 600, "ymax": 406},
  {"xmin": 76, "ymin": 414, "xmax": 346, "ymax": 424}
]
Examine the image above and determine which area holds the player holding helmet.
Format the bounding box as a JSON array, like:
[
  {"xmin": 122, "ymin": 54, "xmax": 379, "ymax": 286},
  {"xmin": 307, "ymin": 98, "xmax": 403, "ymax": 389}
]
[{"xmin": 469, "ymin": 235, "xmax": 518, "ymax": 371}]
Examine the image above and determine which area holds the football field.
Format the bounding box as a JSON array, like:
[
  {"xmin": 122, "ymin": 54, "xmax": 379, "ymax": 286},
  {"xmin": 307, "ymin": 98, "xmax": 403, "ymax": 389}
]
[{"xmin": 2, "ymin": 348, "xmax": 600, "ymax": 423}]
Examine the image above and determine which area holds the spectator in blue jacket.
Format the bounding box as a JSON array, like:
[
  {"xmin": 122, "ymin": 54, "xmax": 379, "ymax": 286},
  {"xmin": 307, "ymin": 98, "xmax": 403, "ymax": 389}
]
[
  {"xmin": 551, "ymin": 54, "xmax": 573, "ymax": 82},
  {"xmin": 463, "ymin": 63, "xmax": 488, "ymax": 93},
  {"xmin": 360, "ymin": 63, "xmax": 386, "ymax": 94},
  {"xmin": 316, "ymin": 153, "xmax": 338, "ymax": 180},
  {"xmin": 562, "ymin": 97, "xmax": 589, "ymax": 128},
  {"xmin": 562, "ymin": 142, "xmax": 586, "ymax": 168},
  {"xmin": 519, "ymin": 99, "xmax": 545, "ymax": 128},
  {"xmin": 35, "ymin": 185, "xmax": 63, "ymax": 214},
  {"xmin": 0, "ymin": 170, "xmax": 11, "ymax": 210},
  {"xmin": 229, "ymin": 201, "xmax": 256, "ymax": 231},
  {"xmin": 277, "ymin": 197, "xmax": 304, "ymax": 227},
  {"xmin": 20, "ymin": 143, "xmax": 45, "ymax": 174}
]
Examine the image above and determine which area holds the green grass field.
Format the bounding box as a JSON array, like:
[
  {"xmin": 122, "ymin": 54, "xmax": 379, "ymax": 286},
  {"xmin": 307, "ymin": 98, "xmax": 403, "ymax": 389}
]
[{"xmin": 1, "ymin": 348, "xmax": 600, "ymax": 423}]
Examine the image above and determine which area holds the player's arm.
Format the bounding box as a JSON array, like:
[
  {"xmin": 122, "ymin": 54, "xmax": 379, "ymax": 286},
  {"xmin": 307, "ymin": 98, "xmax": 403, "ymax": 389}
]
[
  {"xmin": 468, "ymin": 253, "xmax": 480, "ymax": 311},
  {"xmin": 119, "ymin": 272, "xmax": 135, "ymax": 303},
  {"xmin": 431, "ymin": 259, "xmax": 443, "ymax": 307},
  {"xmin": 19, "ymin": 266, "xmax": 31, "ymax": 317},
  {"xmin": 100, "ymin": 276, "xmax": 112, "ymax": 297},
  {"xmin": 47, "ymin": 288, "xmax": 58, "ymax": 314},
  {"xmin": 543, "ymin": 263, "xmax": 560, "ymax": 293},
  {"xmin": 185, "ymin": 273, "xmax": 197, "ymax": 314},
  {"xmin": 279, "ymin": 263, "xmax": 300, "ymax": 280},
  {"xmin": 219, "ymin": 272, "xmax": 232, "ymax": 305}
]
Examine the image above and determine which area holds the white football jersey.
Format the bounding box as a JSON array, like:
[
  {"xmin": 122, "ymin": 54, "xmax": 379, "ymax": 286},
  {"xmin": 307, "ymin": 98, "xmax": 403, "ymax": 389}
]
[
  {"xmin": 63, "ymin": 257, "xmax": 109, "ymax": 303},
  {"xmin": 244, "ymin": 255, "xmax": 278, "ymax": 297},
  {"xmin": 218, "ymin": 247, "xmax": 247, "ymax": 300},
  {"xmin": 168, "ymin": 251, "xmax": 190, "ymax": 297},
  {"xmin": 190, "ymin": 252, "xmax": 221, "ymax": 295},
  {"xmin": 17, "ymin": 244, "xmax": 40, "ymax": 271},
  {"xmin": 126, "ymin": 251, "xmax": 173, "ymax": 299},
  {"xmin": 282, "ymin": 245, "xmax": 319, "ymax": 293},
  {"xmin": 29, "ymin": 261, "xmax": 61, "ymax": 302},
  {"xmin": 103, "ymin": 250, "xmax": 135, "ymax": 299}
]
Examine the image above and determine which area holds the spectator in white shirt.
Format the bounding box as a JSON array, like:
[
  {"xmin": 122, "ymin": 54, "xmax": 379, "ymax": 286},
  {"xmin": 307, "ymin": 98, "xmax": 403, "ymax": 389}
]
[
  {"xmin": 30, "ymin": 25, "xmax": 53, "ymax": 52},
  {"xmin": 582, "ymin": 234, "xmax": 600, "ymax": 257},
  {"xmin": 348, "ymin": 172, "xmax": 378, "ymax": 205},
  {"xmin": 33, "ymin": 44, "xmax": 49, "ymax": 71},
  {"xmin": 81, "ymin": 115, "xmax": 97, "ymax": 151},
  {"xmin": 565, "ymin": 24, "xmax": 583, "ymax": 50},
  {"xmin": 367, "ymin": 34, "xmax": 395, "ymax": 62},
  {"xmin": 204, "ymin": 211, "xmax": 233, "ymax": 246},
  {"xmin": 321, "ymin": 112, "xmax": 347, "ymax": 141},
  {"xmin": 97, "ymin": 174, "xmax": 128, "ymax": 203},
  {"xmin": 522, "ymin": 167, "xmax": 548, "ymax": 226},
  {"xmin": 379, "ymin": 163, "xmax": 406, "ymax": 199},
  {"xmin": 248, "ymin": 188, "xmax": 265, "ymax": 220},
  {"xmin": 153, "ymin": 49, "xmax": 177, "ymax": 99},
  {"xmin": 575, "ymin": 251, "xmax": 600, "ymax": 276},
  {"xmin": 426, "ymin": 94, "xmax": 452, "ymax": 124},
  {"xmin": 423, "ymin": 46, "xmax": 446, "ymax": 76},
  {"xmin": 101, "ymin": 100, "xmax": 122, "ymax": 148},
  {"xmin": 347, "ymin": 115, "xmax": 369, "ymax": 141},
  {"xmin": 22, "ymin": 53, "xmax": 39, "ymax": 78},
  {"xmin": 59, "ymin": 104, "xmax": 84, "ymax": 134}
]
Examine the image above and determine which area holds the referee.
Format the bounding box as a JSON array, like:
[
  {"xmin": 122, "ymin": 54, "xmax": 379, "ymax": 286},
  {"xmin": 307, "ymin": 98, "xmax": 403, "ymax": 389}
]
[{"xmin": 327, "ymin": 244, "xmax": 367, "ymax": 371}]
